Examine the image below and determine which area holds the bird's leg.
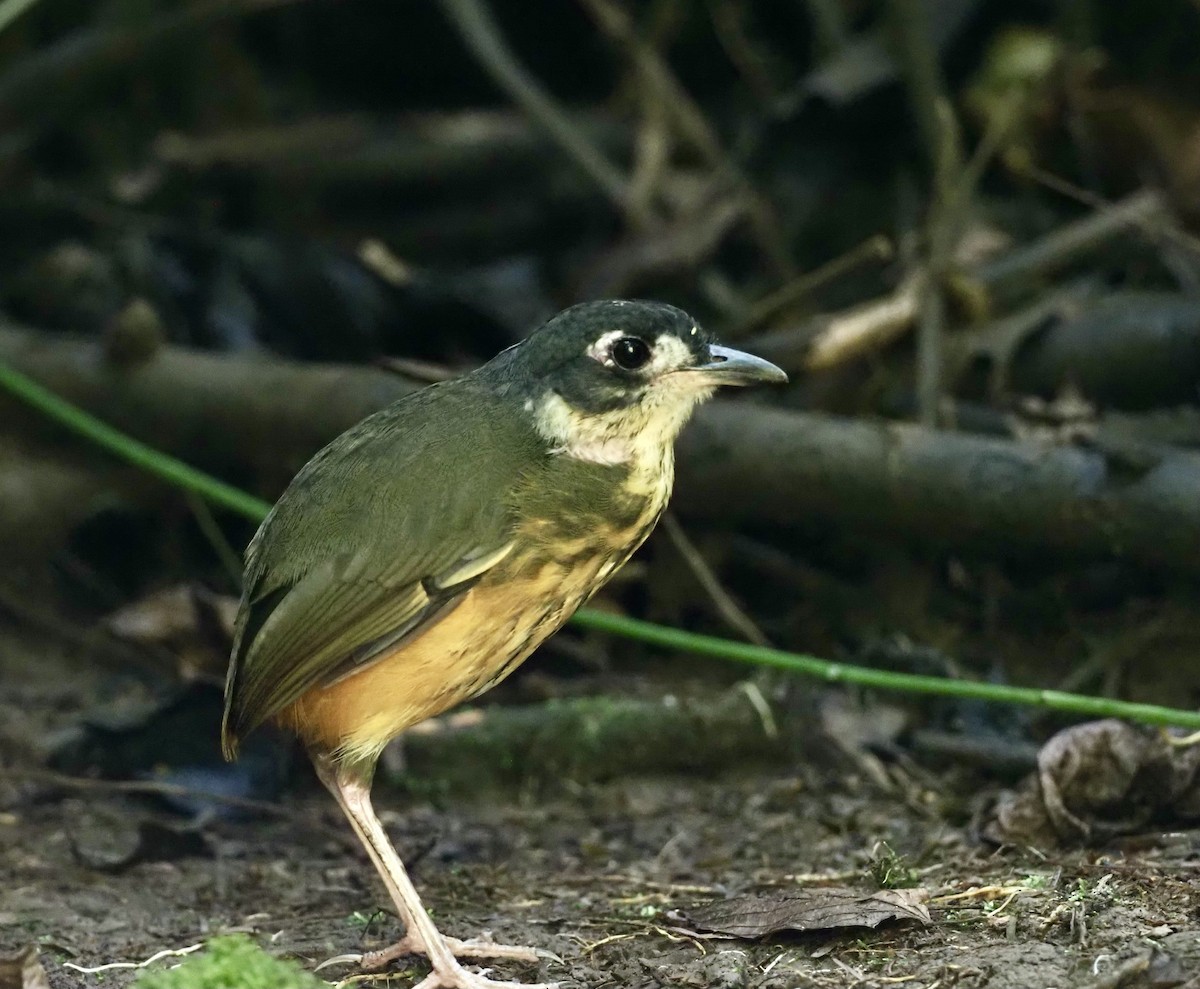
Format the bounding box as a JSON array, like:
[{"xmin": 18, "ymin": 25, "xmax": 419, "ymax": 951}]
[{"xmin": 311, "ymin": 751, "xmax": 555, "ymax": 989}]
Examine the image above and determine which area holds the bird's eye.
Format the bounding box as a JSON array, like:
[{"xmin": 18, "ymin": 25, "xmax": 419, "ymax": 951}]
[{"xmin": 610, "ymin": 336, "xmax": 652, "ymax": 371}]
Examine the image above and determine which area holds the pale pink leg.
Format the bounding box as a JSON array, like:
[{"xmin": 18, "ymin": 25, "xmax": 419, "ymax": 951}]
[{"xmin": 312, "ymin": 752, "xmax": 556, "ymax": 989}]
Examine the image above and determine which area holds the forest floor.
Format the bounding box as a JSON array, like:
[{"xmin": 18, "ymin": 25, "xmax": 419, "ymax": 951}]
[{"xmin": 3, "ymin": 623, "xmax": 1198, "ymax": 989}]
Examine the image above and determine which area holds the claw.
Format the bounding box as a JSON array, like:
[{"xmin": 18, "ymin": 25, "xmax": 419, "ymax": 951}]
[
  {"xmin": 314, "ymin": 953, "xmax": 368, "ymax": 972},
  {"xmin": 409, "ymin": 974, "xmax": 557, "ymax": 989},
  {"xmin": 317, "ymin": 933, "xmax": 558, "ymax": 986}
]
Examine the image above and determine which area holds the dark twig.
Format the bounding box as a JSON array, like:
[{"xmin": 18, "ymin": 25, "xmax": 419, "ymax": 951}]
[
  {"xmin": 436, "ymin": 0, "xmax": 642, "ymax": 225},
  {"xmin": 0, "ymin": 767, "xmax": 289, "ymax": 817},
  {"xmin": 889, "ymin": 0, "xmax": 965, "ymax": 428},
  {"xmin": 661, "ymin": 513, "xmax": 771, "ymax": 647},
  {"xmin": 0, "ymin": 0, "xmax": 42, "ymax": 34},
  {"xmin": 747, "ymin": 189, "xmax": 1168, "ymax": 375},
  {"xmin": 579, "ymin": 0, "xmax": 794, "ymax": 277},
  {"xmin": 0, "ymin": 0, "xmax": 308, "ymax": 128},
  {"xmin": 733, "ymin": 234, "xmax": 894, "ymax": 336},
  {"xmin": 976, "ymin": 188, "xmax": 1171, "ymax": 298},
  {"xmin": 1020, "ymin": 167, "xmax": 1200, "ymax": 258}
]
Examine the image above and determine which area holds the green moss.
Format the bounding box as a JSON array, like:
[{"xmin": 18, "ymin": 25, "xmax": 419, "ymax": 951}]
[
  {"xmin": 132, "ymin": 935, "xmax": 324, "ymax": 989},
  {"xmin": 867, "ymin": 843, "xmax": 921, "ymax": 889}
]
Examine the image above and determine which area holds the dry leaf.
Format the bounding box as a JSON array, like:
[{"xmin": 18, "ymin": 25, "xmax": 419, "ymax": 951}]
[
  {"xmin": 104, "ymin": 583, "xmax": 237, "ymax": 680},
  {"xmin": 980, "ymin": 719, "xmax": 1200, "ymax": 846},
  {"xmin": 684, "ymin": 887, "xmax": 931, "ymax": 939}
]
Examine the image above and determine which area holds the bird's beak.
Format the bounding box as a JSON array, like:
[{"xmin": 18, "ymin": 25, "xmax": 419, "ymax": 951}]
[{"xmin": 690, "ymin": 345, "xmax": 788, "ymax": 386}]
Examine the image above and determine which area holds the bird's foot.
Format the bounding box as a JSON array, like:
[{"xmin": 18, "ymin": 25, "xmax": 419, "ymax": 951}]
[
  {"xmin": 317, "ymin": 932, "xmax": 558, "ymax": 987},
  {"xmin": 409, "ymin": 963, "xmax": 556, "ymax": 989},
  {"xmin": 357, "ymin": 934, "xmax": 555, "ymax": 973}
]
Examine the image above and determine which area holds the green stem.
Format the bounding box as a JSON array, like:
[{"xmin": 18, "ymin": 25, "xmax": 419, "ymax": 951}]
[
  {"xmin": 571, "ymin": 610, "xmax": 1200, "ymax": 729},
  {"xmin": 0, "ymin": 360, "xmax": 272, "ymax": 521},
  {"xmin": 0, "ymin": 0, "xmax": 43, "ymax": 35},
  {"xmin": 5, "ymin": 357, "xmax": 1200, "ymax": 730}
]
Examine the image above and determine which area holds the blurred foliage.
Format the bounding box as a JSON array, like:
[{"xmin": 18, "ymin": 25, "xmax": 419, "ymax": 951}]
[{"xmin": 131, "ymin": 935, "xmax": 324, "ymax": 989}]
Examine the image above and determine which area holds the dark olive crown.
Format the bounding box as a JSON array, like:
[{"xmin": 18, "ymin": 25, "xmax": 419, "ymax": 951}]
[{"xmin": 479, "ymin": 300, "xmax": 712, "ymax": 413}]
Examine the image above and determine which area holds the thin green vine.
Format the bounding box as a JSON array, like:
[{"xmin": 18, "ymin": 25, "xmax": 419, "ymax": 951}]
[{"xmin": 4, "ymin": 357, "xmax": 1198, "ymax": 730}]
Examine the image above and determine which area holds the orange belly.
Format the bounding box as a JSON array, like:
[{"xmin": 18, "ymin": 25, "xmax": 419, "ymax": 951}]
[{"xmin": 278, "ymin": 556, "xmax": 599, "ymax": 764}]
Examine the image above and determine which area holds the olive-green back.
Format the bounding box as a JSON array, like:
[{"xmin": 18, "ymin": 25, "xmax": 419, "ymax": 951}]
[{"xmin": 221, "ymin": 378, "xmax": 545, "ymax": 752}]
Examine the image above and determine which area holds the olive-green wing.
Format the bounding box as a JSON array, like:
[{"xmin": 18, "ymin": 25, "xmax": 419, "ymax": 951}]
[{"xmin": 221, "ymin": 381, "xmax": 543, "ymax": 755}]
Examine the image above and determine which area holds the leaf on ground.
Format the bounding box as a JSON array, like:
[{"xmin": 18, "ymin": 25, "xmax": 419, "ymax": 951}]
[
  {"xmin": 0, "ymin": 947, "xmax": 49, "ymax": 989},
  {"xmin": 105, "ymin": 583, "xmax": 237, "ymax": 681},
  {"xmin": 683, "ymin": 887, "xmax": 931, "ymax": 939},
  {"xmin": 980, "ymin": 718, "xmax": 1200, "ymax": 846}
]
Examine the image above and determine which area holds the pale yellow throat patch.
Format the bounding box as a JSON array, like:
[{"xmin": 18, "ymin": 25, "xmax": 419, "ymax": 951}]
[{"xmin": 531, "ymin": 384, "xmax": 712, "ymax": 468}]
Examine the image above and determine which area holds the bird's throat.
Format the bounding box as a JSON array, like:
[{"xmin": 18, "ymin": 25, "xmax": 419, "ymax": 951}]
[{"xmin": 530, "ymin": 388, "xmax": 699, "ymax": 468}]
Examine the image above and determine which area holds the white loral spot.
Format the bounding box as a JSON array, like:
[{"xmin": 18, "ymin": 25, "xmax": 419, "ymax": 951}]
[
  {"xmin": 586, "ymin": 329, "xmax": 627, "ymax": 366},
  {"xmin": 647, "ymin": 332, "xmax": 692, "ymax": 375}
]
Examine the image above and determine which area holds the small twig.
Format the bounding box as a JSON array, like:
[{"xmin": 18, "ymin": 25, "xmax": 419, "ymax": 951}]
[
  {"xmin": 1021, "ymin": 166, "xmax": 1200, "ymax": 258},
  {"xmin": 976, "ymin": 187, "xmax": 1171, "ymax": 296},
  {"xmin": 376, "ymin": 355, "xmax": 458, "ymax": 383},
  {"xmin": 747, "ymin": 275, "xmax": 923, "ymax": 372},
  {"xmin": 804, "ymin": 0, "xmax": 853, "ymax": 54},
  {"xmin": 62, "ymin": 944, "xmax": 205, "ymax": 975},
  {"xmin": 626, "ymin": 79, "xmax": 673, "ymax": 223},
  {"xmin": 707, "ymin": 0, "xmax": 779, "ymax": 102},
  {"xmin": 187, "ymin": 492, "xmax": 244, "ymax": 588},
  {"xmin": 747, "ymin": 187, "xmax": 1171, "ymax": 375},
  {"xmin": 915, "ymin": 256, "xmax": 948, "ymax": 426},
  {"xmin": 579, "ymin": 0, "xmax": 794, "ymax": 277},
  {"xmin": 738, "ymin": 681, "xmax": 780, "ymax": 739},
  {"xmin": 0, "ymin": 767, "xmax": 290, "ymax": 817},
  {"xmin": 0, "ymin": 0, "xmax": 308, "ymax": 123},
  {"xmin": 889, "ymin": 0, "xmax": 964, "ymax": 427},
  {"xmin": 733, "ymin": 234, "xmax": 894, "ymax": 336},
  {"xmin": 1164, "ymin": 728, "xmax": 1200, "ymax": 748},
  {"xmin": 661, "ymin": 513, "xmax": 770, "ymax": 647},
  {"xmin": 436, "ymin": 0, "xmax": 641, "ymax": 225}
]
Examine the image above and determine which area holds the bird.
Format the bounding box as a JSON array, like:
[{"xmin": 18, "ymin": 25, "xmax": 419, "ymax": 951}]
[{"xmin": 220, "ymin": 299, "xmax": 786, "ymax": 989}]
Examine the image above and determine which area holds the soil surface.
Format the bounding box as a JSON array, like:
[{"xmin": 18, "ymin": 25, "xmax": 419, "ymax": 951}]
[{"xmin": 4, "ymin": 627, "xmax": 1199, "ymax": 989}]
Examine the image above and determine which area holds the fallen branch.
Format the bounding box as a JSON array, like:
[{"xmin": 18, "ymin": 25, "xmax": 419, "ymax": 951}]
[
  {"xmin": 0, "ymin": 766, "xmax": 289, "ymax": 817},
  {"xmin": 4, "ymin": 322, "xmax": 1200, "ymax": 576},
  {"xmin": 676, "ymin": 403, "xmax": 1200, "ymax": 574},
  {"xmin": 154, "ymin": 110, "xmax": 628, "ymax": 191},
  {"xmin": 5, "ymin": 340, "xmax": 1200, "ymax": 730},
  {"xmin": 394, "ymin": 689, "xmax": 799, "ymax": 792},
  {"xmin": 748, "ymin": 188, "xmax": 1171, "ymax": 374},
  {"xmin": 0, "ymin": 322, "xmax": 420, "ymax": 493}
]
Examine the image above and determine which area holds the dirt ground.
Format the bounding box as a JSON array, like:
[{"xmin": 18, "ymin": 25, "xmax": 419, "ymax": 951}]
[{"xmin": 4, "ymin": 626, "xmax": 1200, "ymax": 989}]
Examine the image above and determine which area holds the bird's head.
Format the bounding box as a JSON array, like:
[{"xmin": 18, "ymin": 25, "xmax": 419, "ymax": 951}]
[{"xmin": 484, "ymin": 299, "xmax": 786, "ymax": 466}]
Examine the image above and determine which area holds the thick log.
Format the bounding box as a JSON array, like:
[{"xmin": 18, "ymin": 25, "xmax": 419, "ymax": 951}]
[
  {"xmin": 0, "ymin": 324, "xmax": 420, "ymax": 493},
  {"xmin": 3, "ymin": 323, "xmax": 1200, "ymax": 573},
  {"xmin": 676, "ymin": 404, "xmax": 1200, "ymax": 572}
]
